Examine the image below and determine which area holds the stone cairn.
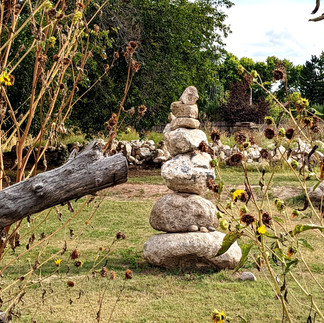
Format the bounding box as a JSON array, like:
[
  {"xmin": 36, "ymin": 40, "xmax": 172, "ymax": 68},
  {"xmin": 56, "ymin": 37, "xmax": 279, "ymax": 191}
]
[{"xmin": 143, "ymin": 86, "xmax": 242, "ymax": 270}]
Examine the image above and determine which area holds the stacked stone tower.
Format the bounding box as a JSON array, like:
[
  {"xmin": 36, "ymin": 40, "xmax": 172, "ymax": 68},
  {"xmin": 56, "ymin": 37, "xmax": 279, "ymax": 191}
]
[{"xmin": 143, "ymin": 87, "xmax": 241, "ymax": 269}]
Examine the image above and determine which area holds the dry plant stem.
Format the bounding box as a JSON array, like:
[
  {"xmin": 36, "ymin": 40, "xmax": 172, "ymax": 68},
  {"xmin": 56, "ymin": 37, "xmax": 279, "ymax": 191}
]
[
  {"xmin": 103, "ymin": 58, "xmax": 133, "ymax": 153},
  {"xmin": 2, "ymin": 11, "xmax": 16, "ymax": 68},
  {"xmin": 0, "ymin": 209, "xmax": 51, "ymax": 264},
  {"xmin": 107, "ymin": 281, "xmax": 127, "ymax": 323},
  {"xmin": 0, "ymin": 1, "xmax": 47, "ymax": 53},
  {"xmin": 2, "ymin": 89, "xmax": 21, "ymax": 139},
  {"xmin": 282, "ymin": 154, "xmax": 322, "ymax": 224},
  {"xmin": 0, "ymin": 197, "xmax": 91, "ymax": 275},
  {"xmin": 261, "ymin": 236, "xmax": 292, "ymax": 323},
  {"xmin": 0, "ymin": 137, "xmax": 3, "ymax": 190},
  {"xmin": 5, "ymin": 270, "xmax": 33, "ymax": 314},
  {"xmin": 299, "ymin": 251, "xmax": 324, "ymax": 293},
  {"xmin": 242, "ymin": 160, "xmax": 292, "ymax": 320},
  {"xmin": 289, "ymin": 272, "xmax": 324, "ymax": 320},
  {"xmin": 97, "ymin": 282, "xmax": 110, "ymax": 323}
]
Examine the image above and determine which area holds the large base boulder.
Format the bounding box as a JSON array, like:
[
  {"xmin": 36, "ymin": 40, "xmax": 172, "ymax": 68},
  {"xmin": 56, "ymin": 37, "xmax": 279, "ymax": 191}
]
[
  {"xmin": 161, "ymin": 152, "xmax": 215, "ymax": 195},
  {"xmin": 143, "ymin": 232, "xmax": 242, "ymax": 270},
  {"xmin": 150, "ymin": 193, "xmax": 218, "ymax": 232}
]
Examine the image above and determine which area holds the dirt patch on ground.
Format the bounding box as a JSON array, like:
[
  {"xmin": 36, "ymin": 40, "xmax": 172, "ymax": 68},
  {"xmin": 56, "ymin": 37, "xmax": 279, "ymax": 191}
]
[
  {"xmin": 271, "ymin": 186, "xmax": 303, "ymax": 200},
  {"xmin": 103, "ymin": 183, "xmax": 172, "ymax": 201},
  {"xmin": 103, "ymin": 182, "xmax": 302, "ymax": 201}
]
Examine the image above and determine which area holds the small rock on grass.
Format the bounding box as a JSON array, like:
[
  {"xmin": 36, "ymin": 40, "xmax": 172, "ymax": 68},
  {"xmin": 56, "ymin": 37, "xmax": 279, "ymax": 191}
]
[{"xmin": 240, "ymin": 271, "xmax": 257, "ymax": 281}]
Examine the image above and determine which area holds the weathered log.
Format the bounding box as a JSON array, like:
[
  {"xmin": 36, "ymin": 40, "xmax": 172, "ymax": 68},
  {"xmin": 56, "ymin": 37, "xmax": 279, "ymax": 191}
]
[{"xmin": 0, "ymin": 140, "xmax": 128, "ymax": 228}]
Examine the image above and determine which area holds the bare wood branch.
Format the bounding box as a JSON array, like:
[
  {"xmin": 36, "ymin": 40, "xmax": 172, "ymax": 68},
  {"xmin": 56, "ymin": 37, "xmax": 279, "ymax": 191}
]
[{"xmin": 0, "ymin": 140, "xmax": 128, "ymax": 228}]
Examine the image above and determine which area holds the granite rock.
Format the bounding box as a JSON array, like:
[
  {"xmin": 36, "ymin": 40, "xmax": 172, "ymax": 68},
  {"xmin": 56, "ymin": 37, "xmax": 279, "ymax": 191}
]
[
  {"xmin": 240, "ymin": 272, "xmax": 257, "ymax": 281},
  {"xmin": 165, "ymin": 128, "xmax": 207, "ymax": 156},
  {"xmin": 149, "ymin": 193, "xmax": 218, "ymax": 232},
  {"xmin": 179, "ymin": 86, "xmax": 199, "ymax": 105},
  {"xmin": 171, "ymin": 101, "xmax": 198, "ymax": 119},
  {"xmin": 143, "ymin": 231, "xmax": 242, "ymax": 269},
  {"xmin": 161, "ymin": 152, "xmax": 215, "ymax": 194}
]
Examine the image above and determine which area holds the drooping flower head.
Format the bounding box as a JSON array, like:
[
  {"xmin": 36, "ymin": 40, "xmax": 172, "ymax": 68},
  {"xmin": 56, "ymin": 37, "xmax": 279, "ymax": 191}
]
[{"xmin": 273, "ymin": 61, "xmax": 286, "ymax": 81}]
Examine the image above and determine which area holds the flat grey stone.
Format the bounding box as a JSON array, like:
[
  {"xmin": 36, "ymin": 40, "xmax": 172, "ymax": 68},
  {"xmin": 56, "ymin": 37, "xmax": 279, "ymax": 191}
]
[
  {"xmin": 170, "ymin": 117, "xmax": 200, "ymax": 131},
  {"xmin": 143, "ymin": 231, "xmax": 242, "ymax": 270}
]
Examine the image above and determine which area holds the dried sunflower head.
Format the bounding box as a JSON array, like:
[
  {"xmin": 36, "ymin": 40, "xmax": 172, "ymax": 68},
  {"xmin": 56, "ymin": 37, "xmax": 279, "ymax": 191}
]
[
  {"xmin": 206, "ymin": 178, "xmax": 219, "ymax": 193},
  {"xmin": 74, "ymin": 260, "xmax": 83, "ymax": 267},
  {"xmin": 265, "ymin": 116, "xmax": 274, "ymax": 126},
  {"xmin": 260, "ymin": 148, "xmax": 270, "ymax": 159},
  {"xmin": 240, "ymin": 214, "xmax": 255, "ymax": 226},
  {"xmin": 264, "ymin": 128, "xmax": 276, "ymax": 139},
  {"xmin": 70, "ymin": 248, "xmax": 80, "ymax": 260},
  {"xmin": 302, "ymin": 117, "xmax": 312, "ymax": 127},
  {"xmin": 198, "ymin": 141, "xmax": 209, "ymax": 153},
  {"xmin": 100, "ymin": 267, "xmax": 108, "ymax": 277},
  {"xmin": 273, "ymin": 61, "xmax": 286, "ymax": 81},
  {"xmin": 285, "ymin": 128, "xmax": 294, "ymax": 140},
  {"xmin": 227, "ymin": 153, "xmax": 243, "ymax": 167},
  {"xmin": 138, "ymin": 104, "xmax": 147, "ymax": 117},
  {"xmin": 67, "ymin": 280, "xmax": 75, "ymax": 287},
  {"xmin": 116, "ymin": 232, "xmax": 126, "ymax": 240},
  {"xmin": 234, "ymin": 131, "xmax": 247, "ymax": 145},
  {"xmin": 125, "ymin": 269, "xmax": 132, "ymax": 279},
  {"xmin": 210, "ymin": 129, "xmax": 221, "ymax": 142},
  {"xmin": 262, "ymin": 212, "xmax": 272, "ymax": 227}
]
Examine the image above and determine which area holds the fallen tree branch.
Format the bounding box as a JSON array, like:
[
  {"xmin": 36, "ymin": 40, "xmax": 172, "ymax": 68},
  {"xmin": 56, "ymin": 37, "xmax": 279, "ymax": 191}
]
[{"xmin": 0, "ymin": 140, "xmax": 128, "ymax": 228}]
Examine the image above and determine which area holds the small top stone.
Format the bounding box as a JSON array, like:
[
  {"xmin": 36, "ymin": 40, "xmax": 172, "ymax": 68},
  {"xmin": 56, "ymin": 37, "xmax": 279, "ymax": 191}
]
[{"xmin": 179, "ymin": 86, "xmax": 199, "ymax": 105}]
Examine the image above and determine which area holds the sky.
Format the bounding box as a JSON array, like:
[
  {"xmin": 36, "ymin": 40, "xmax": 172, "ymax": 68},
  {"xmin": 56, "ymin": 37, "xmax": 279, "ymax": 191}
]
[{"xmin": 224, "ymin": 0, "xmax": 324, "ymax": 65}]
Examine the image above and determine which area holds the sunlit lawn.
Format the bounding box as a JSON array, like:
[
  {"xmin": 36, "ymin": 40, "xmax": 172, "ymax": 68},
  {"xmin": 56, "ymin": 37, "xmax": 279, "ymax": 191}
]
[{"xmin": 1, "ymin": 167, "xmax": 323, "ymax": 323}]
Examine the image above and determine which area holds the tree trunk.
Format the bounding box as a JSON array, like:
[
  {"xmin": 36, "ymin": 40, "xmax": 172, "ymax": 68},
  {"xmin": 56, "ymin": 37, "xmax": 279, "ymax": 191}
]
[{"xmin": 0, "ymin": 140, "xmax": 128, "ymax": 228}]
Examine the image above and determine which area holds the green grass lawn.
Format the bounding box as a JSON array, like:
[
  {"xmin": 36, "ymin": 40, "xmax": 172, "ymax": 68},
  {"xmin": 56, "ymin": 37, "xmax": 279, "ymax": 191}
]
[{"xmin": 1, "ymin": 167, "xmax": 323, "ymax": 322}]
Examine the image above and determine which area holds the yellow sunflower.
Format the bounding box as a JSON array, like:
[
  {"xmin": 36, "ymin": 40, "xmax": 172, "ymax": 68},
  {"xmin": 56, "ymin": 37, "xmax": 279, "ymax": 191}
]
[{"xmin": 0, "ymin": 71, "xmax": 13, "ymax": 86}]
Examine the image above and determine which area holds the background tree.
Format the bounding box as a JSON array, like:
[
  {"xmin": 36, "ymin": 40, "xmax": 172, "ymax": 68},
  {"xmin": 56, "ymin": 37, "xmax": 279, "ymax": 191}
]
[
  {"xmin": 299, "ymin": 53, "xmax": 324, "ymax": 106},
  {"xmin": 71, "ymin": 0, "xmax": 234, "ymax": 134},
  {"xmin": 219, "ymin": 79, "xmax": 269, "ymax": 124}
]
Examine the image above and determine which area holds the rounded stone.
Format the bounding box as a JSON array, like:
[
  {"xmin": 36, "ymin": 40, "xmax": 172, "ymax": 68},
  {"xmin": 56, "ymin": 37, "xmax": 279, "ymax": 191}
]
[
  {"xmin": 200, "ymin": 226, "xmax": 208, "ymax": 233},
  {"xmin": 161, "ymin": 152, "xmax": 216, "ymax": 195},
  {"xmin": 188, "ymin": 224, "xmax": 199, "ymax": 232},
  {"xmin": 240, "ymin": 272, "xmax": 257, "ymax": 281},
  {"xmin": 149, "ymin": 193, "xmax": 218, "ymax": 233},
  {"xmin": 164, "ymin": 128, "xmax": 207, "ymax": 156},
  {"xmin": 143, "ymin": 231, "xmax": 242, "ymax": 270},
  {"xmin": 179, "ymin": 86, "xmax": 199, "ymax": 105}
]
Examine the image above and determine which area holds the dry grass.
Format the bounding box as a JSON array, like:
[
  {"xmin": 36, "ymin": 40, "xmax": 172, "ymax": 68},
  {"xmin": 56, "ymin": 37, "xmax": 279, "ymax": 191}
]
[{"xmin": 1, "ymin": 168, "xmax": 323, "ymax": 322}]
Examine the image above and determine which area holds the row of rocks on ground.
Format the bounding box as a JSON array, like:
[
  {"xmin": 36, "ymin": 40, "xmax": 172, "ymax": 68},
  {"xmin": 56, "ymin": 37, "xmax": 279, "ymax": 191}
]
[
  {"xmin": 5, "ymin": 132, "xmax": 322, "ymax": 171},
  {"xmin": 113, "ymin": 134, "xmax": 324, "ymax": 170}
]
